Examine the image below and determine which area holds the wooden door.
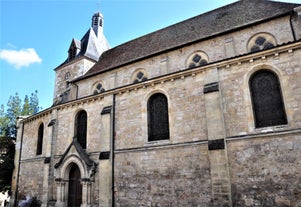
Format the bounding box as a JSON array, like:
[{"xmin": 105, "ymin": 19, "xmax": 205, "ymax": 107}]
[{"xmin": 68, "ymin": 165, "xmax": 82, "ymax": 207}]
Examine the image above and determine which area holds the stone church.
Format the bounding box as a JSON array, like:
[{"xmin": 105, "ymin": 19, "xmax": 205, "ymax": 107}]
[{"xmin": 11, "ymin": 0, "xmax": 301, "ymax": 206}]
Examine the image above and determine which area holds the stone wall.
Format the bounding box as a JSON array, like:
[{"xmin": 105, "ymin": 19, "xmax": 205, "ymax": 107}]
[
  {"xmin": 76, "ymin": 16, "xmax": 294, "ymax": 100},
  {"xmin": 228, "ymin": 133, "xmax": 301, "ymax": 207},
  {"xmin": 114, "ymin": 144, "xmax": 211, "ymax": 207}
]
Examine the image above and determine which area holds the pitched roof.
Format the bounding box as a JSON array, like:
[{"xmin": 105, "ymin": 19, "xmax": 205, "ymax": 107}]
[
  {"xmin": 83, "ymin": 0, "xmax": 300, "ymax": 78},
  {"xmin": 55, "ymin": 28, "xmax": 109, "ymax": 70},
  {"xmin": 78, "ymin": 28, "xmax": 103, "ymax": 61}
]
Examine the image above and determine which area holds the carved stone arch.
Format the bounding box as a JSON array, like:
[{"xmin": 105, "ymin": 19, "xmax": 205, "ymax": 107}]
[
  {"xmin": 54, "ymin": 141, "xmax": 96, "ymax": 207},
  {"xmin": 186, "ymin": 50, "xmax": 209, "ymax": 69},
  {"xmin": 131, "ymin": 68, "xmax": 148, "ymax": 83},
  {"xmin": 247, "ymin": 32, "xmax": 277, "ymax": 53},
  {"xmin": 60, "ymin": 155, "xmax": 87, "ymax": 180}
]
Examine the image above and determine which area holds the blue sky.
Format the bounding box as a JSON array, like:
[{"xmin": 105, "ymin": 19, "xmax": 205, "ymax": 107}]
[{"xmin": 1, "ymin": 0, "xmax": 301, "ymax": 110}]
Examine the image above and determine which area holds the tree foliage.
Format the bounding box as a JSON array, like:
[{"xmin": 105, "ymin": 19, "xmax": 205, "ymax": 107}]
[
  {"xmin": 0, "ymin": 91, "xmax": 41, "ymax": 192},
  {"xmin": 0, "ymin": 136, "xmax": 15, "ymax": 193},
  {"xmin": 0, "ymin": 91, "xmax": 41, "ymax": 138}
]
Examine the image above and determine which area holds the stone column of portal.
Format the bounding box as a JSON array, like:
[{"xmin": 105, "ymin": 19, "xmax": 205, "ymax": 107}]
[
  {"xmin": 98, "ymin": 106, "xmax": 113, "ymax": 207},
  {"xmin": 203, "ymin": 68, "xmax": 232, "ymax": 207},
  {"xmin": 81, "ymin": 179, "xmax": 93, "ymax": 207},
  {"xmin": 55, "ymin": 180, "xmax": 67, "ymax": 207}
]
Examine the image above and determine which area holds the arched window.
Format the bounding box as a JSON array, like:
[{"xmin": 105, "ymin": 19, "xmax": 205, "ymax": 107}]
[
  {"xmin": 247, "ymin": 33, "xmax": 276, "ymax": 53},
  {"xmin": 36, "ymin": 123, "xmax": 44, "ymax": 155},
  {"xmin": 249, "ymin": 70, "xmax": 287, "ymax": 128},
  {"xmin": 133, "ymin": 70, "xmax": 148, "ymax": 83},
  {"xmin": 147, "ymin": 93, "xmax": 170, "ymax": 141},
  {"xmin": 186, "ymin": 51, "xmax": 208, "ymax": 69},
  {"xmin": 93, "ymin": 82, "xmax": 105, "ymax": 95},
  {"xmin": 75, "ymin": 110, "xmax": 87, "ymax": 149}
]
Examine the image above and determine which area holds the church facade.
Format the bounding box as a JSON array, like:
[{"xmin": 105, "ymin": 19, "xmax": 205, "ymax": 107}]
[{"xmin": 11, "ymin": 1, "xmax": 301, "ymax": 206}]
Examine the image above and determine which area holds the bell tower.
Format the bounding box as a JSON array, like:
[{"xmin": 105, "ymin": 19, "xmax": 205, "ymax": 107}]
[{"xmin": 92, "ymin": 12, "xmax": 104, "ymax": 38}]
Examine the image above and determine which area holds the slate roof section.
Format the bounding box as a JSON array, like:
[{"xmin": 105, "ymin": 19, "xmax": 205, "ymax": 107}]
[
  {"xmin": 56, "ymin": 28, "xmax": 110, "ymax": 70},
  {"xmin": 73, "ymin": 39, "xmax": 81, "ymax": 50},
  {"xmin": 78, "ymin": 28, "xmax": 103, "ymax": 61},
  {"xmin": 84, "ymin": 0, "xmax": 300, "ymax": 78}
]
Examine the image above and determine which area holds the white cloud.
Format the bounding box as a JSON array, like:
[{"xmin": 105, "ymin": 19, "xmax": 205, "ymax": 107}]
[{"xmin": 0, "ymin": 48, "xmax": 42, "ymax": 69}]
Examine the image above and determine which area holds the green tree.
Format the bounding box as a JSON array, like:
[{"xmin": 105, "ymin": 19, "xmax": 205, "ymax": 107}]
[
  {"xmin": 29, "ymin": 90, "xmax": 41, "ymax": 114},
  {"xmin": 22, "ymin": 95, "xmax": 31, "ymax": 116},
  {"xmin": 0, "ymin": 136, "xmax": 15, "ymax": 193},
  {"xmin": 0, "ymin": 92, "xmax": 41, "ymax": 138},
  {"xmin": 0, "ymin": 91, "xmax": 41, "ymax": 192},
  {"xmin": 4, "ymin": 93, "xmax": 22, "ymax": 138},
  {"xmin": 0, "ymin": 104, "xmax": 9, "ymax": 137}
]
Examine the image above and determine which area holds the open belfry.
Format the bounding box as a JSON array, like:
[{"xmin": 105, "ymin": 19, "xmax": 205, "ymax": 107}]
[{"xmin": 11, "ymin": 0, "xmax": 301, "ymax": 206}]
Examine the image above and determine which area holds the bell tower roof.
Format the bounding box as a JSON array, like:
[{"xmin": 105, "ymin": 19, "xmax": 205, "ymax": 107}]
[{"xmin": 92, "ymin": 11, "xmax": 104, "ymax": 38}]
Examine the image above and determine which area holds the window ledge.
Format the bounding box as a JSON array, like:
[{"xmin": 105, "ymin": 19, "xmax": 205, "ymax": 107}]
[
  {"xmin": 144, "ymin": 139, "xmax": 170, "ymax": 147},
  {"xmin": 254, "ymin": 124, "xmax": 289, "ymax": 133}
]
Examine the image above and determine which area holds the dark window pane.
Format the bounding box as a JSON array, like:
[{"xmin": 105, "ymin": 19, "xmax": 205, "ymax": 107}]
[
  {"xmin": 189, "ymin": 63, "xmax": 196, "ymax": 69},
  {"xmin": 137, "ymin": 71, "xmax": 144, "ymax": 80},
  {"xmin": 148, "ymin": 93, "xmax": 170, "ymax": 141},
  {"xmin": 199, "ymin": 59, "xmax": 208, "ymax": 66},
  {"xmin": 37, "ymin": 123, "xmax": 44, "ymax": 155},
  {"xmin": 193, "ymin": 54, "xmax": 202, "ymax": 63},
  {"xmin": 250, "ymin": 70, "xmax": 287, "ymax": 128},
  {"xmin": 75, "ymin": 111, "xmax": 87, "ymax": 149},
  {"xmin": 263, "ymin": 42, "xmax": 274, "ymax": 50},
  {"xmin": 255, "ymin": 36, "xmax": 266, "ymax": 45},
  {"xmin": 251, "ymin": 46, "xmax": 260, "ymax": 52},
  {"xmin": 96, "ymin": 83, "xmax": 102, "ymax": 90}
]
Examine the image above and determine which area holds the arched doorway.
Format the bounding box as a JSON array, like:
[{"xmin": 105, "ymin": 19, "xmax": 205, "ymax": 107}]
[{"xmin": 68, "ymin": 164, "xmax": 82, "ymax": 207}]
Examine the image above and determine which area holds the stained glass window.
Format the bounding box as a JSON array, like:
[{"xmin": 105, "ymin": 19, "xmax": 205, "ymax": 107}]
[
  {"xmin": 249, "ymin": 70, "xmax": 287, "ymax": 128},
  {"xmin": 75, "ymin": 110, "xmax": 87, "ymax": 149},
  {"xmin": 147, "ymin": 93, "xmax": 170, "ymax": 141},
  {"xmin": 36, "ymin": 123, "xmax": 44, "ymax": 155}
]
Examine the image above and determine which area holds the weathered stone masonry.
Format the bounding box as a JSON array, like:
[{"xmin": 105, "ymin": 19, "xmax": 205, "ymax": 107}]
[{"xmin": 11, "ymin": 1, "xmax": 301, "ymax": 207}]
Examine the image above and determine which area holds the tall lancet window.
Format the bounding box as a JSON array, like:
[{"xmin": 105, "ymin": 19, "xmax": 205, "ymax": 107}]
[
  {"xmin": 36, "ymin": 123, "xmax": 44, "ymax": 155},
  {"xmin": 249, "ymin": 70, "xmax": 287, "ymax": 128},
  {"xmin": 147, "ymin": 93, "xmax": 170, "ymax": 141},
  {"xmin": 75, "ymin": 110, "xmax": 87, "ymax": 149}
]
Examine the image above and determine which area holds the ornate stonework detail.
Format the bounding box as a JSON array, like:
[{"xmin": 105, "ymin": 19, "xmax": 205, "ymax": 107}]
[
  {"xmin": 248, "ymin": 33, "xmax": 276, "ymax": 53},
  {"xmin": 93, "ymin": 82, "xmax": 105, "ymax": 95},
  {"xmin": 132, "ymin": 70, "xmax": 148, "ymax": 83},
  {"xmin": 186, "ymin": 51, "xmax": 209, "ymax": 69}
]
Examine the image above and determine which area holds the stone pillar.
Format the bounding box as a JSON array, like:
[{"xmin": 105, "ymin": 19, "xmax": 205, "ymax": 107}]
[
  {"xmin": 204, "ymin": 68, "xmax": 232, "ymax": 207},
  {"xmin": 98, "ymin": 106, "xmax": 113, "ymax": 207},
  {"xmin": 42, "ymin": 110, "xmax": 57, "ymax": 207},
  {"xmin": 55, "ymin": 180, "xmax": 67, "ymax": 207},
  {"xmin": 10, "ymin": 116, "xmax": 28, "ymax": 207},
  {"xmin": 81, "ymin": 179, "xmax": 93, "ymax": 207}
]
